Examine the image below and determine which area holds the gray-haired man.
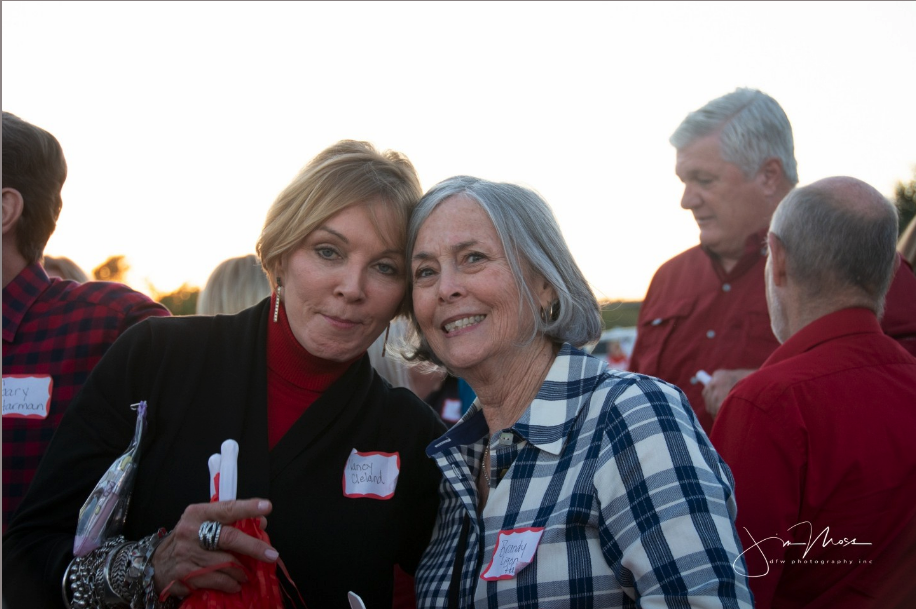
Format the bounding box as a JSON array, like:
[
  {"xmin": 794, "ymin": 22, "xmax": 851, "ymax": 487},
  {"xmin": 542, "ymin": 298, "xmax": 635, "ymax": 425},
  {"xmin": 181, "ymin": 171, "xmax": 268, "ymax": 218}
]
[{"xmin": 628, "ymin": 88, "xmax": 916, "ymax": 433}]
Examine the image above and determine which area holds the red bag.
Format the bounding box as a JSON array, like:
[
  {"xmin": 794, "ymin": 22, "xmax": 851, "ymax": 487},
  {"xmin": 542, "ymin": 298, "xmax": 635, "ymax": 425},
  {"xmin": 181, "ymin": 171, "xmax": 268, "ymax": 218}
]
[
  {"xmin": 173, "ymin": 517, "xmax": 285, "ymax": 609},
  {"xmin": 160, "ymin": 475, "xmax": 304, "ymax": 607},
  {"xmin": 161, "ymin": 446, "xmax": 306, "ymax": 608}
]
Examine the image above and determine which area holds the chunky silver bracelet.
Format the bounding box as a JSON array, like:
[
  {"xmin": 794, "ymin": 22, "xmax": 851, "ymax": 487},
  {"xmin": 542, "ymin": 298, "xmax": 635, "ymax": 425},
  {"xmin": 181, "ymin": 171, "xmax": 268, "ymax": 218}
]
[
  {"xmin": 131, "ymin": 528, "xmax": 177, "ymax": 609},
  {"xmin": 101, "ymin": 541, "xmax": 133, "ymax": 606},
  {"xmin": 63, "ymin": 536, "xmax": 126, "ymax": 608},
  {"xmin": 62, "ymin": 529, "xmax": 175, "ymax": 609}
]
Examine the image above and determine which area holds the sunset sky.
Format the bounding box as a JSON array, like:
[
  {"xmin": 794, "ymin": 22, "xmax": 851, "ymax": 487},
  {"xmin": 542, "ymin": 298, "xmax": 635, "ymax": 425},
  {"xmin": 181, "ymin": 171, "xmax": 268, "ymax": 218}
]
[{"xmin": 3, "ymin": 1, "xmax": 914, "ymax": 301}]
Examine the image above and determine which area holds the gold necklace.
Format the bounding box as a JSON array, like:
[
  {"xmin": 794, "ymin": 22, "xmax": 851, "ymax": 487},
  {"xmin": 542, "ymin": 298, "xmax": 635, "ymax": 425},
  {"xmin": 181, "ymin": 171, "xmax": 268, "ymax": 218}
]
[{"xmin": 482, "ymin": 442, "xmax": 491, "ymax": 485}]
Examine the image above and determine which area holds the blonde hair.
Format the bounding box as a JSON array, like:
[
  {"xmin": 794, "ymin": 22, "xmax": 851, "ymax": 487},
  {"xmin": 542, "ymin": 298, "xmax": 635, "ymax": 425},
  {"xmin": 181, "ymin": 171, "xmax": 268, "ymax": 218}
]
[
  {"xmin": 42, "ymin": 255, "xmax": 89, "ymax": 283},
  {"xmin": 197, "ymin": 254, "xmax": 271, "ymax": 315},
  {"xmin": 256, "ymin": 140, "xmax": 422, "ymax": 314},
  {"xmin": 899, "ymin": 217, "xmax": 916, "ymax": 272}
]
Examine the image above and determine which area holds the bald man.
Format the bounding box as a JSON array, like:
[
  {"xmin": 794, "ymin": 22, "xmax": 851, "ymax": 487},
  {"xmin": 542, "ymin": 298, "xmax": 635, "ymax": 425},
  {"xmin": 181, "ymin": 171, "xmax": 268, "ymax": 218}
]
[{"xmin": 711, "ymin": 177, "xmax": 916, "ymax": 609}]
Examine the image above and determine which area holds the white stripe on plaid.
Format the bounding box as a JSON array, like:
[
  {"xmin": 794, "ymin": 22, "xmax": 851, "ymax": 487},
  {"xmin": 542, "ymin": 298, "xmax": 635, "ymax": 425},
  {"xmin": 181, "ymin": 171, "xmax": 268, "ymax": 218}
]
[{"xmin": 416, "ymin": 344, "xmax": 752, "ymax": 608}]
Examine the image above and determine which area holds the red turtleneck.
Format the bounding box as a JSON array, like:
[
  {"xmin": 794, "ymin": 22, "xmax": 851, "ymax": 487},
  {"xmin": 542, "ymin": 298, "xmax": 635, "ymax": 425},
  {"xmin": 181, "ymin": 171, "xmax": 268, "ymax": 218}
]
[{"xmin": 267, "ymin": 293, "xmax": 358, "ymax": 449}]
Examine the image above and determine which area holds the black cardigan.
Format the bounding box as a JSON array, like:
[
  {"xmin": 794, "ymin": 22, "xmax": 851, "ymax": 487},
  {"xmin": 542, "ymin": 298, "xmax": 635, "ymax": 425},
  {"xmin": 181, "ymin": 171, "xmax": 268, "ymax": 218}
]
[{"xmin": 3, "ymin": 300, "xmax": 446, "ymax": 608}]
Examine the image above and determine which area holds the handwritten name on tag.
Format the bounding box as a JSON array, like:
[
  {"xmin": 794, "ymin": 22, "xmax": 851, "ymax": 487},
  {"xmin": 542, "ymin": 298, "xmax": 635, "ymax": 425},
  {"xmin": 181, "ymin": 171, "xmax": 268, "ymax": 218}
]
[
  {"xmin": 342, "ymin": 449, "xmax": 400, "ymax": 500},
  {"xmin": 481, "ymin": 527, "xmax": 544, "ymax": 581},
  {"xmin": 2, "ymin": 375, "xmax": 53, "ymax": 419}
]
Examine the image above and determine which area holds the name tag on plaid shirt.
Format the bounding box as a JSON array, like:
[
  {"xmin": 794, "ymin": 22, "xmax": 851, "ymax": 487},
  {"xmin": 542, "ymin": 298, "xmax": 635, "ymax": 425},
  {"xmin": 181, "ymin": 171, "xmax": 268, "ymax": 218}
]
[
  {"xmin": 481, "ymin": 527, "xmax": 544, "ymax": 580},
  {"xmin": 2, "ymin": 374, "xmax": 53, "ymax": 419},
  {"xmin": 342, "ymin": 449, "xmax": 400, "ymax": 500}
]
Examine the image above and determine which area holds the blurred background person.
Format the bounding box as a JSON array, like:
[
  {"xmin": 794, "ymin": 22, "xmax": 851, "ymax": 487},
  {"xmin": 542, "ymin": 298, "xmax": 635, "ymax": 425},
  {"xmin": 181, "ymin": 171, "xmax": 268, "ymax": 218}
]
[
  {"xmin": 41, "ymin": 254, "xmax": 89, "ymax": 282},
  {"xmin": 4, "ymin": 140, "xmax": 445, "ymax": 609},
  {"xmin": 2, "ymin": 111, "xmax": 169, "ymax": 533},
  {"xmin": 606, "ymin": 339, "xmax": 629, "ymax": 370},
  {"xmin": 413, "ymin": 371, "xmax": 465, "ymax": 426},
  {"xmin": 899, "ymin": 216, "xmax": 916, "ymax": 273},
  {"xmin": 369, "ymin": 318, "xmax": 474, "ymax": 427},
  {"xmin": 196, "ymin": 253, "xmax": 271, "ymax": 315},
  {"xmin": 408, "ymin": 176, "xmax": 751, "ymax": 607}
]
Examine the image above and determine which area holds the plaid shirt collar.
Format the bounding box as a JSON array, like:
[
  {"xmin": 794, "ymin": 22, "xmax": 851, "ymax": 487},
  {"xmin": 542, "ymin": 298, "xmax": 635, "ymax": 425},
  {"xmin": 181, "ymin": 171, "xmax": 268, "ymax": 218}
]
[
  {"xmin": 2, "ymin": 263, "xmax": 51, "ymax": 343},
  {"xmin": 427, "ymin": 343, "xmax": 606, "ymax": 457}
]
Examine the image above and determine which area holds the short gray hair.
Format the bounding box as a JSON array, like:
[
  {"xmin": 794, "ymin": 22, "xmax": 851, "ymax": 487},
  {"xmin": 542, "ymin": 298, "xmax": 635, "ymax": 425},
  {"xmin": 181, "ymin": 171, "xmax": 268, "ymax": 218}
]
[
  {"xmin": 770, "ymin": 178, "xmax": 898, "ymax": 312},
  {"xmin": 404, "ymin": 176, "xmax": 602, "ymax": 365},
  {"xmin": 670, "ymin": 88, "xmax": 798, "ymax": 185}
]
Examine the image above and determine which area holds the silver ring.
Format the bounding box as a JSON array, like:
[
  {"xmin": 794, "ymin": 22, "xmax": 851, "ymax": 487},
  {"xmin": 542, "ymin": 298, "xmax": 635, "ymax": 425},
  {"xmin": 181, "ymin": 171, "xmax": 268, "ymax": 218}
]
[{"xmin": 198, "ymin": 520, "xmax": 222, "ymax": 551}]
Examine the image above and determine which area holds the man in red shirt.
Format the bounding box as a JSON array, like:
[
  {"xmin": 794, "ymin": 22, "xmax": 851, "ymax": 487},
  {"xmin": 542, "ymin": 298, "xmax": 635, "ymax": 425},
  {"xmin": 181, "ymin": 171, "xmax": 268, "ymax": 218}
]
[
  {"xmin": 629, "ymin": 88, "xmax": 916, "ymax": 433},
  {"xmin": 2, "ymin": 112, "xmax": 169, "ymax": 529},
  {"xmin": 711, "ymin": 177, "xmax": 916, "ymax": 608}
]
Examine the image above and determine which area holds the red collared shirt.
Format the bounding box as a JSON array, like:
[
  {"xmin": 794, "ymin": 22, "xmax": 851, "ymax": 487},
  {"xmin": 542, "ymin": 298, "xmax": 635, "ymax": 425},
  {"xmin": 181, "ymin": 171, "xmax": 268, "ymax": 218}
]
[
  {"xmin": 711, "ymin": 308, "xmax": 916, "ymax": 608},
  {"xmin": 2, "ymin": 263, "xmax": 169, "ymax": 529},
  {"xmin": 630, "ymin": 231, "xmax": 916, "ymax": 434},
  {"xmin": 629, "ymin": 230, "xmax": 776, "ymax": 432}
]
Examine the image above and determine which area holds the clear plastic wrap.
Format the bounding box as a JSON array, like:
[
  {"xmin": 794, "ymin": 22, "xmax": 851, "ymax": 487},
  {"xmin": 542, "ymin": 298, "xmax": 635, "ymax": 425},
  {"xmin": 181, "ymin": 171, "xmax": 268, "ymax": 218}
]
[{"xmin": 73, "ymin": 400, "xmax": 148, "ymax": 557}]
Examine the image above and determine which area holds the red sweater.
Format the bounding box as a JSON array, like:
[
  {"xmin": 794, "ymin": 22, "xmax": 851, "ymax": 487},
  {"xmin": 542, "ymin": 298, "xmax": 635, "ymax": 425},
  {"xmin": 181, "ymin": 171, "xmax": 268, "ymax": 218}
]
[{"xmin": 267, "ymin": 294, "xmax": 354, "ymax": 449}]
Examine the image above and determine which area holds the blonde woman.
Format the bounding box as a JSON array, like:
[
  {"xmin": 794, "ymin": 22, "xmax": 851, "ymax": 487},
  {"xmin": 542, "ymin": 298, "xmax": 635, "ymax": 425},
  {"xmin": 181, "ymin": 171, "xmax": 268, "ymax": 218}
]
[{"xmin": 5, "ymin": 141, "xmax": 446, "ymax": 609}]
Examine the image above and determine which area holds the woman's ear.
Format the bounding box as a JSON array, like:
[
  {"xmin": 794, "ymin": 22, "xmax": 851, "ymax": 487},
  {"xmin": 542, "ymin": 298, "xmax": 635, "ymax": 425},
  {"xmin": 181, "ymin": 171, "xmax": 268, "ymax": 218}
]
[{"xmin": 536, "ymin": 277, "xmax": 558, "ymax": 310}]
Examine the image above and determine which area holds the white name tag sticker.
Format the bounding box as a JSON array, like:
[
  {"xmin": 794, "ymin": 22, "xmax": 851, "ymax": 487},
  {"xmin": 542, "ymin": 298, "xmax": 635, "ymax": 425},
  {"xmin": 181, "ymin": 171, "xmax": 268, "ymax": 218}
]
[
  {"xmin": 2, "ymin": 375, "xmax": 53, "ymax": 419},
  {"xmin": 481, "ymin": 527, "xmax": 544, "ymax": 581},
  {"xmin": 440, "ymin": 398, "xmax": 462, "ymax": 423},
  {"xmin": 342, "ymin": 449, "xmax": 400, "ymax": 500}
]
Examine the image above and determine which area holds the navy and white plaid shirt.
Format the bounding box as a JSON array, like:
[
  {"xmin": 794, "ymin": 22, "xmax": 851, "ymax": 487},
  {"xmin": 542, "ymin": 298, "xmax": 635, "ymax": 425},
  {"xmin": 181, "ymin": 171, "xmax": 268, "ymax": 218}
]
[
  {"xmin": 2, "ymin": 263, "xmax": 169, "ymax": 529},
  {"xmin": 416, "ymin": 344, "xmax": 753, "ymax": 608}
]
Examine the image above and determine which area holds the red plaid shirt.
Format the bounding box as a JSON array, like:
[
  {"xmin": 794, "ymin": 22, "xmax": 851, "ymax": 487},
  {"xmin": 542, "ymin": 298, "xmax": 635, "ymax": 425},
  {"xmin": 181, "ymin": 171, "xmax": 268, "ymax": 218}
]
[{"xmin": 2, "ymin": 263, "xmax": 170, "ymax": 529}]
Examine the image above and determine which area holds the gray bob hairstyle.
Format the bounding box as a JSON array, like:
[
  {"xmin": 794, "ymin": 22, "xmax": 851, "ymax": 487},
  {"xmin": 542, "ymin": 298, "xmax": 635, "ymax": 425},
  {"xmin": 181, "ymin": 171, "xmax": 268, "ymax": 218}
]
[
  {"xmin": 670, "ymin": 88, "xmax": 799, "ymax": 185},
  {"xmin": 404, "ymin": 176, "xmax": 602, "ymax": 365}
]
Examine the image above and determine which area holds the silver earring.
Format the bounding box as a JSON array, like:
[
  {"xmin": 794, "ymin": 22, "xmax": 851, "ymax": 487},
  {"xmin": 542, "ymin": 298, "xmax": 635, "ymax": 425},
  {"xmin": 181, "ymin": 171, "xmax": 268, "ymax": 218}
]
[
  {"xmin": 540, "ymin": 300, "xmax": 558, "ymax": 324},
  {"xmin": 273, "ymin": 281, "xmax": 283, "ymax": 323}
]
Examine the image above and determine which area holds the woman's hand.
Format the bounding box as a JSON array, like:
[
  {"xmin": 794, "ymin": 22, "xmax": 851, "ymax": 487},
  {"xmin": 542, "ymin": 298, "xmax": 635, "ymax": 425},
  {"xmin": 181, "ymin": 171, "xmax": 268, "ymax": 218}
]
[{"xmin": 151, "ymin": 498, "xmax": 279, "ymax": 597}]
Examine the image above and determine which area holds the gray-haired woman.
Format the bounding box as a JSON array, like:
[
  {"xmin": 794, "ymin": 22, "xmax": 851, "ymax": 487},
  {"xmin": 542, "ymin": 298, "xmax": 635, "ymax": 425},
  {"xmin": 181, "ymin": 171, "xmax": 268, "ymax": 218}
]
[{"xmin": 406, "ymin": 176, "xmax": 753, "ymax": 608}]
